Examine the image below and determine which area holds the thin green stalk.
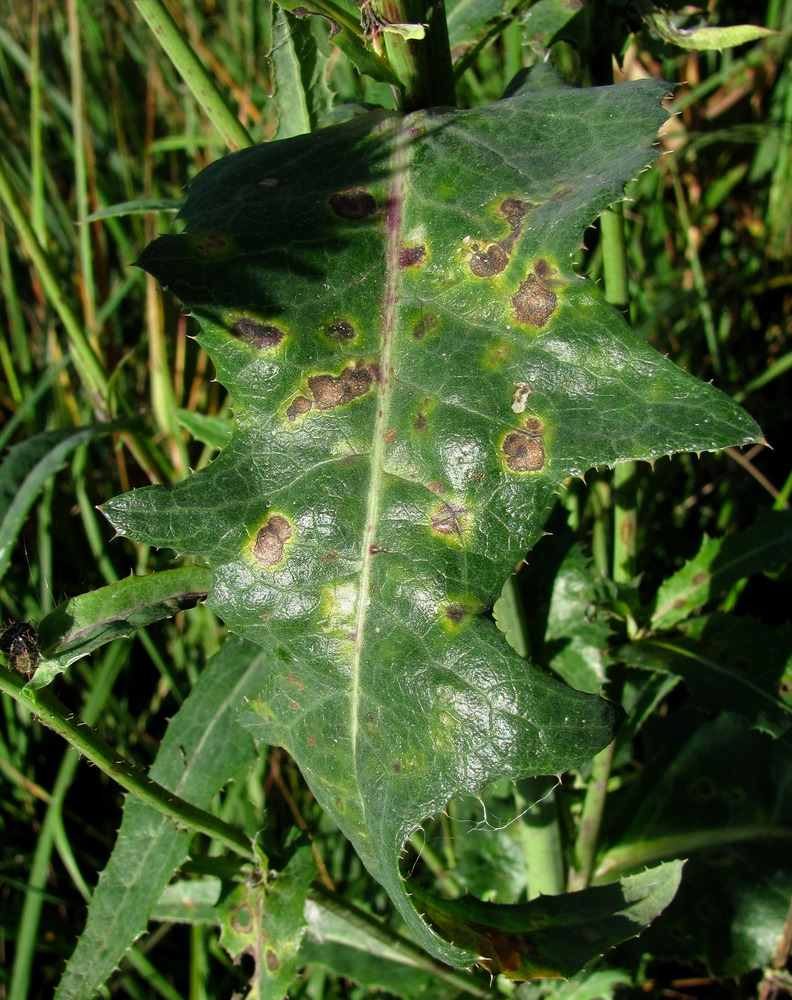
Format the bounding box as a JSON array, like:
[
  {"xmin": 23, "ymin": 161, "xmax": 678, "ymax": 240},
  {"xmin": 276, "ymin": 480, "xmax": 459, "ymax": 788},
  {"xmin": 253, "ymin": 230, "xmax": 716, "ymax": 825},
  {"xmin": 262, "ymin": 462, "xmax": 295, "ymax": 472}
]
[
  {"xmin": 669, "ymin": 164, "xmax": 722, "ymax": 379},
  {"xmin": 374, "ymin": 0, "xmax": 456, "ymax": 110},
  {"xmin": 8, "ymin": 643, "xmax": 127, "ymax": 1000},
  {"xmin": 567, "ymin": 739, "xmax": 616, "ymax": 891},
  {"xmin": 29, "ymin": 0, "xmax": 45, "ymax": 245},
  {"xmin": 0, "ymin": 158, "xmax": 109, "ymax": 413},
  {"xmin": 135, "ymin": 0, "xmax": 254, "ymax": 150},
  {"xmin": 68, "ymin": 0, "xmax": 97, "ymax": 333},
  {"xmin": 0, "ymin": 667, "xmax": 253, "ymax": 859},
  {"xmin": 601, "ymin": 205, "xmax": 638, "ymax": 587}
]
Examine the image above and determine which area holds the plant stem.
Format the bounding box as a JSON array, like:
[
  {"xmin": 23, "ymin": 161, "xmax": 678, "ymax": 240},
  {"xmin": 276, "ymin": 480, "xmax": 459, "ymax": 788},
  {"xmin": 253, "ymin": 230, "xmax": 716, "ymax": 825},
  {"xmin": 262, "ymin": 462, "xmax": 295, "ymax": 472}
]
[
  {"xmin": 567, "ymin": 739, "xmax": 616, "ymax": 890},
  {"xmin": 0, "ymin": 666, "xmax": 253, "ymax": 859},
  {"xmin": 8, "ymin": 644, "xmax": 127, "ymax": 1000},
  {"xmin": 135, "ymin": 0, "xmax": 254, "ymax": 150},
  {"xmin": 373, "ymin": 0, "xmax": 456, "ymax": 110}
]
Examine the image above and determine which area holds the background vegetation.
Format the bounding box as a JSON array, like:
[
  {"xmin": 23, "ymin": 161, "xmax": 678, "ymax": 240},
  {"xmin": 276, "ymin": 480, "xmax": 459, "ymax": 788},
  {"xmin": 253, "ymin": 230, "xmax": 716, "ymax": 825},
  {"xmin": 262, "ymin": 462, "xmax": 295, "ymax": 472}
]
[{"xmin": 0, "ymin": 0, "xmax": 789, "ymax": 996}]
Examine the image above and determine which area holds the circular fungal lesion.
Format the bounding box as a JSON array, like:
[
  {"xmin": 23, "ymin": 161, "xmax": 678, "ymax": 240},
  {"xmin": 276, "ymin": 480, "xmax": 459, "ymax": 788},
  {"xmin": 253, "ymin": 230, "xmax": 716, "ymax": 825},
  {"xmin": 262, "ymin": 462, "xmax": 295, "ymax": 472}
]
[
  {"xmin": 285, "ymin": 362, "xmax": 379, "ymax": 422},
  {"xmin": 399, "ymin": 244, "xmax": 426, "ymax": 268},
  {"xmin": 441, "ymin": 598, "xmax": 480, "ymax": 631},
  {"xmin": 329, "ymin": 187, "xmax": 377, "ymax": 220},
  {"xmin": 230, "ymin": 317, "xmax": 284, "ymax": 350},
  {"xmin": 309, "ymin": 364, "xmax": 376, "ymax": 410},
  {"xmin": 187, "ymin": 232, "xmax": 236, "ymax": 258},
  {"xmin": 253, "ymin": 514, "xmax": 293, "ymax": 568},
  {"xmin": 501, "ymin": 417, "xmax": 546, "ymax": 473},
  {"xmin": 430, "ymin": 502, "xmax": 469, "ymax": 540},
  {"xmin": 469, "ymin": 244, "xmax": 509, "ymax": 278},
  {"xmin": 323, "ymin": 320, "xmax": 356, "ymax": 342},
  {"xmin": 511, "ymin": 274, "xmax": 557, "ymax": 328}
]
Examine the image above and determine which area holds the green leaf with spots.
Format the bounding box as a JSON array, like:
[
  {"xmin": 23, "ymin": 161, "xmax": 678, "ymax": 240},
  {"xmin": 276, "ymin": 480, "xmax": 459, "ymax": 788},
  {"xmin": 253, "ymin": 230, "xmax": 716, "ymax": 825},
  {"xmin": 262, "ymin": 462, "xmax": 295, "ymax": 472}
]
[{"xmin": 103, "ymin": 79, "xmax": 760, "ymax": 967}]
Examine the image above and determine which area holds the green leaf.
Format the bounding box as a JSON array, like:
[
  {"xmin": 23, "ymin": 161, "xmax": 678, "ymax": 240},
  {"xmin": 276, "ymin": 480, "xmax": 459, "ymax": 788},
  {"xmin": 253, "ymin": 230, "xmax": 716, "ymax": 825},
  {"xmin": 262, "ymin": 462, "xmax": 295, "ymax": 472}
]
[
  {"xmin": 276, "ymin": 0, "xmax": 398, "ymax": 86},
  {"xmin": 516, "ymin": 969, "xmax": 632, "ymax": 1000},
  {"xmin": 30, "ymin": 566, "xmax": 211, "ymax": 689},
  {"xmin": 175, "ymin": 407, "xmax": 233, "ymax": 449},
  {"xmin": 84, "ymin": 198, "xmax": 181, "ymax": 221},
  {"xmin": 0, "ymin": 424, "xmax": 117, "ymax": 583},
  {"xmin": 622, "ymin": 614, "xmax": 792, "ymax": 740},
  {"xmin": 269, "ymin": 6, "xmax": 335, "ymax": 139},
  {"xmin": 598, "ymin": 713, "xmax": 792, "ymax": 976},
  {"xmin": 642, "ymin": 12, "xmax": 777, "ymax": 51},
  {"xmin": 522, "ymin": 0, "xmax": 583, "ymax": 48},
  {"xmin": 218, "ymin": 844, "xmax": 316, "ymax": 998},
  {"xmin": 651, "ymin": 508, "xmax": 792, "ymax": 630},
  {"xmin": 55, "ymin": 637, "xmax": 263, "ymax": 1000},
  {"xmin": 411, "ymin": 861, "xmax": 684, "ymax": 980},
  {"xmin": 104, "ymin": 80, "xmax": 760, "ymax": 966}
]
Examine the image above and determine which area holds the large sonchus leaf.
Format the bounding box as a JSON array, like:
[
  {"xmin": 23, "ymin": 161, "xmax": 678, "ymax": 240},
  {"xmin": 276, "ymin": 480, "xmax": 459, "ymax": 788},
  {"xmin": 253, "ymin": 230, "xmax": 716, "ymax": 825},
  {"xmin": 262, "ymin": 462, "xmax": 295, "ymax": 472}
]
[{"xmin": 104, "ymin": 79, "xmax": 760, "ymax": 966}]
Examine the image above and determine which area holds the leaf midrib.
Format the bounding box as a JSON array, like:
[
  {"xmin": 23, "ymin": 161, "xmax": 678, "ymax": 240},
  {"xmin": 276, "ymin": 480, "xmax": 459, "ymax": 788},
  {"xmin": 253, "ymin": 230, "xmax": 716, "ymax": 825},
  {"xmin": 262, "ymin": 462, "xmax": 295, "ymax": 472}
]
[{"xmin": 351, "ymin": 121, "xmax": 409, "ymax": 790}]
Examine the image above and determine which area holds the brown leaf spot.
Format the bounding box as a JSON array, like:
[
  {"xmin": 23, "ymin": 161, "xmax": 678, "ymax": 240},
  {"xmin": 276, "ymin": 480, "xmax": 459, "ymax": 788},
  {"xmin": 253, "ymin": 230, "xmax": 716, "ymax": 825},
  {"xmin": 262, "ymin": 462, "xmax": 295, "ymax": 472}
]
[
  {"xmin": 286, "ymin": 395, "xmax": 312, "ymax": 422},
  {"xmin": 692, "ymin": 571, "xmax": 710, "ymax": 586},
  {"xmin": 329, "ymin": 187, "xmax": 376, "ymax": 220},
  {"xmin": 190, "ymin": 232, "xmax": 232, "ymax": 257},
  {"xmin": 414, "ymin": 411, "xmax": 426, "ymax": 430},
  {"xmin": 257, "ymin": 176, "xmax": 281, "ymax": 188},
  {"xmin": 399, "ymin": 244, "xmax": 426, "ymax": 268},
  {"xmin": 385, "ymin": 427, "xmax": 397, "ymax": 444},
  {"xmin": 309, "ymin": 364, "xmax": 375, "ymax": 410},
  {"xmin": 231, "ymin": 318, "xmax": 283, "ymax": 349},
  {"xmin": 511, "ymin": 274, "xmax": 557, "ymax": 328},
  {"xmin": 307, "ymin": 733, "xmax": 317, "ymax": 746},
  {"xmin": 431, "ymin": 503, "xmax": 466, "ymax": 538},
  {"xmin": 500, "ymin": 197, "xmax": 533, "ymax": 230},
  {"xmin": 445, "ymin": 603, "xmax": 467, "ymax": 624},
  {"xmin": 266, "ymin": 949, "xmax": 280, "ymax": 972},
  {"xmin": 369, "ymin": 544, "xmax": 388, "ymax": 554},
  {"xmin": 469, "ymin": 244, "xmax": 509, "ymax": 277},
  {"xmin": 393, "ymin": 761, "xmax": 401, "ymax": 772},
  {"xmin": 324, "ymin": 320, "xmax": 356, "ymax": 341},
  {"xmin": 253, "ymin": 514, "xmax": 292, "ymax": 567},
  {"xmin": 426, "ymin": 481, "xmax": 445, "ymax": 493},
  {"xmin": 502, "ymin": 420, "xmax": 546, "ymax": 472}
]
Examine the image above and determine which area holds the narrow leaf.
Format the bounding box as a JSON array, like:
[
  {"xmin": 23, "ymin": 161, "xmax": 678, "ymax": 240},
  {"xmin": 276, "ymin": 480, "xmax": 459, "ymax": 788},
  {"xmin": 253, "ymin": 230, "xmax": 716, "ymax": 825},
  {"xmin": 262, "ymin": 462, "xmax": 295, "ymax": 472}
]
[
  {"xmin": 55, "ymin": 637, "xmax": 263, "ymax": 1000},
  {"xmin": 31, "ymin": 566, "xmax": 211, "ymax": 688},
  {"xmin": 643, "ymin": 13, "xmax": 776, "ymax": 51},
  {"xmin": 0, "ymin": 425, "xmax": 116, "ymax": 583},
  {"xmin": 104, "ymin": 80, "xmax": 760, "ymax": 966},
  {"xmin": 270, "ymin": 6, "xmax": 334, "ymax": 139},
  {"xmin": 622, "ymin": 613, "xmax": 792, "ymax": 740},
  {"xmin": 412, "ymin": 861, "xmax": 684, "ymax": 981},
  {"xmin": 651, "ymin": 508, "xmax": 792, "ymax": 630}
]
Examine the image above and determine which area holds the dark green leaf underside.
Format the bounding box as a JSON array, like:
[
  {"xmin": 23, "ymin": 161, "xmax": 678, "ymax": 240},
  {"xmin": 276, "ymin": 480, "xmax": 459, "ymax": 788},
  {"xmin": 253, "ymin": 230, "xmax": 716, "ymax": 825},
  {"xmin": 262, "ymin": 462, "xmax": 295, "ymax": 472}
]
[{"xmin": 104, "ymin": 80, "xmax": 760, "ymax": 965}]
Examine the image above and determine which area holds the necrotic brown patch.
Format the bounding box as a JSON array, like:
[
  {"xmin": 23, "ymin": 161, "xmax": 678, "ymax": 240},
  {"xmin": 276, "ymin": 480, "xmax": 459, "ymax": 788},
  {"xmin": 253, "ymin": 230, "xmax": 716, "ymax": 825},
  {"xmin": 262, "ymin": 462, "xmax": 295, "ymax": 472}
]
[
  {"xmin": 511, "ymin": 274, "xmax": 557, "ymax": 328},
  {"xmin": 257, "ymin": 176, "xmax": 281, "ymax": 187},
  {"xmin": 500, "ymin": 198, "xmax": 533, "ymax": 230},
  {"xmin": 308, "ymin": 364, "xmax": 375, "ymax": 410},
  {"xmin": 286, "ymin": 395, "xmax": 312, "ymax": 422},
  {"xmin": 231, "ymin": 318, "xmax": 283, "ymax": 349},
  {"xmin": 444, "ymin": 603, "xmax": 466, "ymax": 624},
  {"xmin": 399, "ymin": 244, "xmax": 426, "ymax": 268},
  {"xmin": 324, "ymin": 320, "xmax": 356, "ymax": 341},
  {"xmin": 469, "ymin": 244, "xmax": 508, "ymax": 278},
  {"xmin": 431, "ymin": 503, "xmax": 466, "ymax": 538},
  {"xmin": 502, "ymin": 419, "xmax": 546, "ymax": 472},
  {"xmin": 253, "ymin": 514, "xmax": 292, "ymax": 567},
  {"xmin": 329, "ymin": 188, "xmax": 376, "ymax": 220},
  {"xmin": 190, "ymin": 232, "xmax": 233, "ymax": 257}
]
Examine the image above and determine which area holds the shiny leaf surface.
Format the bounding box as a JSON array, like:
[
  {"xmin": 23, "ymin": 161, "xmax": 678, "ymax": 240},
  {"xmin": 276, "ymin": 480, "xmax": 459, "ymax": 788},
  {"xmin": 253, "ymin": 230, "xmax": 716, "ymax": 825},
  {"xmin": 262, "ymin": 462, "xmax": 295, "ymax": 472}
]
[{"xmin": 104, "ymin": 79, "xmax": 760, "ymax": 965}]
